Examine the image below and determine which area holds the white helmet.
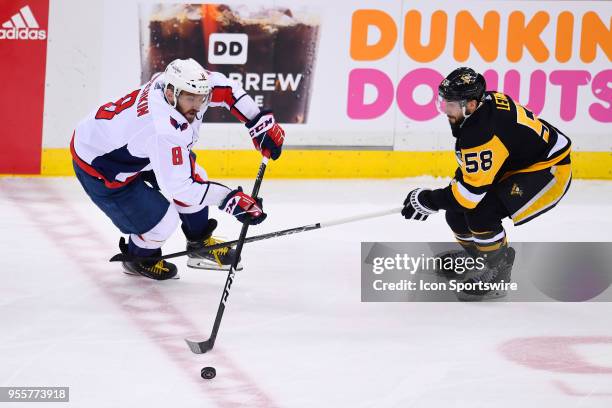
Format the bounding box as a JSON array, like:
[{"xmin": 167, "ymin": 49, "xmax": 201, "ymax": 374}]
[{"xmin": 163, "ymin": 58, "xmax": 212, "ymax": 108}]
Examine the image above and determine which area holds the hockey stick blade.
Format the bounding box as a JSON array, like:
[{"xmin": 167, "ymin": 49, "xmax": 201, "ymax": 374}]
[{"xmin": 185, "ymin": 338, "xmax": 213, "ymax": 354}]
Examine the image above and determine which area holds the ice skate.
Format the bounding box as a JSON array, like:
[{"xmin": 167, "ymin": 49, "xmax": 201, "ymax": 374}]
[
  {"xmin": 186, "ymin": 219, "xmax": 243, "ymax": 271},
  {"xmin": 434, "ymin": 249, "xmax": 474, "ymax": 280},
  {"xmin": 118, "ymin": 237, "xmax": 179, "ymax": 280},
  {"xmin": 457, "ymin": 247, "xmax": 516, "ymax": 301},
  {"xmin": 122, "ymin": 259, "xmax": 179, "ymax": 280}
]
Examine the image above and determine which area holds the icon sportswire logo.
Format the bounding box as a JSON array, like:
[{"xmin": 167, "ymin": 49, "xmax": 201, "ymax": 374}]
[{"xmin": 0, "ymin": 5, "xmax": 46, "ymax": 40}]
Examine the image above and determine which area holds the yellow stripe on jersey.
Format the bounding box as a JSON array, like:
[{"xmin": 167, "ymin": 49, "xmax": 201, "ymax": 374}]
[
  {"xmin": 500, "ymin": 147, "xmax": 571, "ymax": 181},
  {"xmin": 451, "ymin": 180, "xmax": 482, "ymax": 209},
  {"xmin": 461, "ymin": 135, "xmax": 509, "ymax": 188},
  {"xmin": 511, "ymin": 164, "xmax": 572, "ymax": 225}
]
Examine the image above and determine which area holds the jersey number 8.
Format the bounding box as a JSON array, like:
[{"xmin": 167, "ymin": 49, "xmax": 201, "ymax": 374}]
[
  {"xmin": 95, "ymin": 89, "xmax": 140, "ymax": 120},
  {"xmin": 464, "ymin": 150, "xmax": 493, "ymax": 173}
]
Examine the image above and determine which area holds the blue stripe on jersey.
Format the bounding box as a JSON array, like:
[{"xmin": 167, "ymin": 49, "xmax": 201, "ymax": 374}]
[{"xmin": 90, "ymin": 144, "xmax": 150, "ymax": 181}]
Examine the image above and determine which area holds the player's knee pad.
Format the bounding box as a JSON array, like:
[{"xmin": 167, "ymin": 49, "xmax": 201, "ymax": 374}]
[
  {"xmin": 464, "ymin": 208, "xmax": 504, "ymax": 234},
  {"xmin": 445, "ymin": 211, "xmax": 476, "ymax": 249},
  {"xmin": 464, "ymin": 198, "xmax": 506, "ymax": 253},
  {"xmin": 179, "ymin": 206, "xmax": 210, "ymax": 240},
  {"xmin": 446, "ymin": 210, "xmax": 470, "ymax": 234},
  {"xmin": 130, "ymin": 206, "xmax": 180, "ymax": 249}
]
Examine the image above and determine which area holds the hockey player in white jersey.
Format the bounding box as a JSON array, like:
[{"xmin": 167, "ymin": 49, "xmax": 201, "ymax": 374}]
[{"xmin": 71, "ymin": 58, "xmax": 285, "ymax": 280}]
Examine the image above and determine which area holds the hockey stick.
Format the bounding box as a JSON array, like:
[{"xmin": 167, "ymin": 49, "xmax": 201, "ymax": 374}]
[
  {"xmin": 185, "ymin": 156, "xmax": 269, "ymax": 354},
  {"xmin": 109, "ymin": 207, "xmax": 403, "ymax": 263}
]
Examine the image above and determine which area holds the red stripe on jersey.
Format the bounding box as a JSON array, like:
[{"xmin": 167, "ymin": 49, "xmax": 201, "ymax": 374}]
[
  {"xmin": 211, "ymin": 86, "xmax": 248, "ymax": 122},
  {"xmin": 70, "ymin": 133, "xmax": 140, "ymax": 189},
  {"xmin": 211, "ymin": 86, "xmax": 235, "ymax": 105},
  {"xmin": 173, "ymin": 199, "xmax": 190, "ymax": 207},
  {"xmin": 189, "ymin": 153, "xmax": 206, "ymax": 184},
  {"xmin": 230, "ymin": 106, "xmax": 248, "ymax": 122}
]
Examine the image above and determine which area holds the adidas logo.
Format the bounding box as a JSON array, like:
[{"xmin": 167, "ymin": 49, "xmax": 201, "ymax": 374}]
[{"xmin": 0, "ymin": 5, "xmax": 46, "ymax": 40}]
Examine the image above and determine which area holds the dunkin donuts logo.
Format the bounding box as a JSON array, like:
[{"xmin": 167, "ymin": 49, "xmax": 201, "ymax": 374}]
[
  {"xmin": 0, "ymin": 5, "xmax": 46, "ymax": 40},
  {"xmin": 347, "ymin": 7, "xmax": 611, "ymax": 124},
  {"xmin": 208, "ymin": 33, "xmax": 248, "ymax": 64}
]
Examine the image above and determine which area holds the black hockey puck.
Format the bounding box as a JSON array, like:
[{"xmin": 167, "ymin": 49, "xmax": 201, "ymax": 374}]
[{"xmin": 201, "ymin": 366, "xmax": 216, "ymax": 379}]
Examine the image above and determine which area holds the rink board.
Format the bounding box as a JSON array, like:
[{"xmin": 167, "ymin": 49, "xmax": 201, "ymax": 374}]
[
  {"xmin": 39, "ymin": 148, "xmax": 612, "ymax": 179},
  {"xmin": 0, "ymin": 0, "xmax": 609, "ymax": 177}
]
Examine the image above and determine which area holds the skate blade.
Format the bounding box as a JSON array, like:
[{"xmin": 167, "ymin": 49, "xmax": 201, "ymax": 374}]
[
  {"xmin": 187, "ymin": 258, "xmax": 243, "ymax": 271},
  {"xmin": 122, "ymin": 269, "xmax": 180, "ymax": 280}
]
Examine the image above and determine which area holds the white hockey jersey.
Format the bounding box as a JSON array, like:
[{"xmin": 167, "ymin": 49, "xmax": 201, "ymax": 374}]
[{"xmin": 72, "ymin": 71, "xmax": 260, "ymax": 208}]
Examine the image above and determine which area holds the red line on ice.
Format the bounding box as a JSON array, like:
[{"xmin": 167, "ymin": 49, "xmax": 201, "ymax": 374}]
[
  {"xmin": 1, "ymin": 179, "xmax": 279, "ymax": 408},
  {"xmin": 500, "ymin": 336, "xmax": 612, "ymax": 398}
]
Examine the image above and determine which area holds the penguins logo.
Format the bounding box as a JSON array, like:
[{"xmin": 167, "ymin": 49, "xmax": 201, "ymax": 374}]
[
  {"xmin": 460, "ymin": 74, "xmax": 474, "ymax": 84},
  {"xmin": 511, "ymin": 183, "xmax": 523, "ymax": 197}
]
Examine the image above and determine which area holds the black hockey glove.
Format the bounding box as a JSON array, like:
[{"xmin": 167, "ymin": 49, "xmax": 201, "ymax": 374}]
[{"xmin": 402, "ymin": 188, "xmax": 438, "ymax": 221}]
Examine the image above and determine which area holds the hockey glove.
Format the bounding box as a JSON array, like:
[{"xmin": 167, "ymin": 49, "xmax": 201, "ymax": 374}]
[
  {"xmin": 220, "ymin": 187, "xmax": 267, "ymax": 225},
  {"xmin": 245, "ymin": 110, "xmax": 285, "ymax": 160},
  {"xmin": 402, "ymin": 188, "xmax": 438, "ymax": 221}
]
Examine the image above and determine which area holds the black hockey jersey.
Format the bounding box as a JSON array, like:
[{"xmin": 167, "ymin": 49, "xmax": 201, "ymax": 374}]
[{"xmin": 430, "ymin": 91, "xmax": 571, "ymax": 211}]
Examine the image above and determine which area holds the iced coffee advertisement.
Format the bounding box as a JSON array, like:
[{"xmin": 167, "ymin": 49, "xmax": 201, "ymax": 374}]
[{"xmin": 139, "ymin": 4, "xmax": 320, "ymax": 123}]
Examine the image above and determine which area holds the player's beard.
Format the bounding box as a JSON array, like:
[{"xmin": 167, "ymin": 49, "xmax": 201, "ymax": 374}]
[
  {"xmin": 448, "ymin": 114, "xmax": 465, "ymax": 130},
  {"xmin": 182, "ymin": 109, "xmax": 199, "ymax": 123}
]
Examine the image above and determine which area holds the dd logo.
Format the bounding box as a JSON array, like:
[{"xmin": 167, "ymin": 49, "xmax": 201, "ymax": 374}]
[{"xmin": 208, "ymin": 33, "xmax": 248, "ymax": 65}]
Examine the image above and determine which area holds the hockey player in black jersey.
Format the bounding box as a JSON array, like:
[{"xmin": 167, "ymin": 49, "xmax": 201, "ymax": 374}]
[{"xmin": 401, "ymin": 67, "xmax": 572, "ymax": 301}]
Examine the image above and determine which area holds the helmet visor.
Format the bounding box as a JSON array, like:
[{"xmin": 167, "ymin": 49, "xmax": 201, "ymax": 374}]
[
  {"xmin": 437, "ymin": 95, "xmax": 464, "ymax": 115},
  {"xmin": 178, "ymin": 90, "xmax": 212, "ymax": 109}
]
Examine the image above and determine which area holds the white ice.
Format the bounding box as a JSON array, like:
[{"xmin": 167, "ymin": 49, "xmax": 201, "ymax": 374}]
[{"xmin": 1, "ymin": 177, "xmax": 612, "ymax": 407}]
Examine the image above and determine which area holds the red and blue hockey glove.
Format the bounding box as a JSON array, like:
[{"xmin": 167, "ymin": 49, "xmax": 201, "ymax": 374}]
[
  {"xmin": 245, "ymin": 110, "xmax": 285, "ymax": 160},
  {"xmin": 220, "ymin": 187, "xmax": 267, "ymax": 225}
]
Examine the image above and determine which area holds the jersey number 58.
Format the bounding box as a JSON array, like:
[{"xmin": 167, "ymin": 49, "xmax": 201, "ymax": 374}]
[{"xmin": 464, "ymin": 150, "xmax": 493, "ymax": 173}]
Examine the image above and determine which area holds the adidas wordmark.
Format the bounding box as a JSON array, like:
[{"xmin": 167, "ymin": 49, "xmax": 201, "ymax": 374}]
[{"xmin": 0, "ymin": 5, "xmax": 46, "ymax": 40}]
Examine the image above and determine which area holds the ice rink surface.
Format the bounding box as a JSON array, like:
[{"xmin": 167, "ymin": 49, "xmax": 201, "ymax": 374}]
[{"xmin": 1, "ymin": 176, "xmax": 612, "ymax": 407}]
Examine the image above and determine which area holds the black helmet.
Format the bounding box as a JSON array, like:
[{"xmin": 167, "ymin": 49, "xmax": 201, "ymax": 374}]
[{"xmin": 438, "ymin": 67, "xmax": 486, "ymax": 102}]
